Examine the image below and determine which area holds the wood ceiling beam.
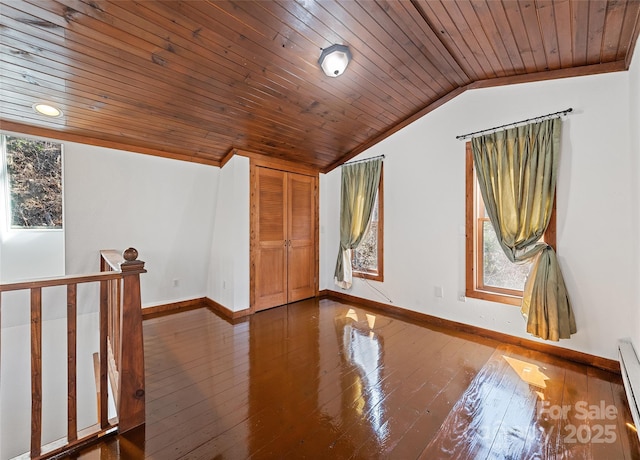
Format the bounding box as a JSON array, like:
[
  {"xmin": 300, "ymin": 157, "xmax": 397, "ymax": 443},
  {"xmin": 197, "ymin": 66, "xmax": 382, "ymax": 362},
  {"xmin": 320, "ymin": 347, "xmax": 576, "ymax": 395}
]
[{"xmin": 0, "ymin": 119, "xmax": 221, "ymax": 167}]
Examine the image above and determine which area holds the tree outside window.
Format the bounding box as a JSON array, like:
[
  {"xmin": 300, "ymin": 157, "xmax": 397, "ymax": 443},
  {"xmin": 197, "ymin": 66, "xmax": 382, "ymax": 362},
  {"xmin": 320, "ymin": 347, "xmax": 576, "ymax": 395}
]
[
  {"xmin": 352, "ymin": 170, "xmax": 383, "ymax": 282},
  {"xmin": 3, "ymin": 135, "xmax": 63, "ymax": 229}
]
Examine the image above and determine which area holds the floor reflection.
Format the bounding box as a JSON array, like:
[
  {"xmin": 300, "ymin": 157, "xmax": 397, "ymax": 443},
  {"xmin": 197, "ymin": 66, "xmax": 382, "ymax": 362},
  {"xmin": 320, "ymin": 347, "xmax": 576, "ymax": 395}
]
[
  {"xmin": 502, "ymin": 355, "xmax": 550, "ymax": 389},
  {"xmin": 248, "ymin": 302, "xmax": 319, "ymax": 457},
  {"xmin": 245, "ymin": 301, "xmax": 392, "ymax": 457},
  {"xmin": 341, "ymin": 310, "xmax": 388, "ymax": 443}
]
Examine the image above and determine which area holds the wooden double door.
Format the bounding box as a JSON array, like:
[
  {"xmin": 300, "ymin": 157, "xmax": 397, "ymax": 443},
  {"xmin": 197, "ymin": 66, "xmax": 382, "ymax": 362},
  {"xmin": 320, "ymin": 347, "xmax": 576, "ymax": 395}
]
[{"xmin": 253, "ymin": 166, "xmax": 317, "ymax": 312}]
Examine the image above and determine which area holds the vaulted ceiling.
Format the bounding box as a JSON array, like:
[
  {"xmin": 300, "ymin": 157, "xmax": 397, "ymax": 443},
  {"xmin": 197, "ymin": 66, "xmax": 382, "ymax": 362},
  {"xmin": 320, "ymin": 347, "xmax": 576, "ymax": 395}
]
[{"xmin": 1, "ymin": 1, "xmax": 639, "ymax": 172}]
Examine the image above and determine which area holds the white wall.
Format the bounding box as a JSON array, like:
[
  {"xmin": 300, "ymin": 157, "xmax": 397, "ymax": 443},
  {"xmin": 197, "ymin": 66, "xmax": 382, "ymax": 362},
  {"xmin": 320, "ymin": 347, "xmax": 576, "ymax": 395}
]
[
  {"xmin": 1, "ymin": 139, "xmax": 220, "ymax": 457},
  {"xmin": 0, "ymin": 230, "xmax": 66, "ymax": 327},
  {"xmin": 207, "ymin": 155, "xmax": 250, "ymax": 312},
  {"xmin": 0, "ymin": 231, "xmax": 65, "ymax": 282},
  {"xmin": 629, "ymin": 43, "xmax": 640, "ymax": 354},
  {"xmin": 321, "ymin": 71, "xmax": 638, "ymax": 360},
  {"xmin": 64, "ymin": 143, "xmax": 219, "ymax": 311},
  {"xmin": 1, "ymin": 135, "xmax": 220, "ymax": 320}
]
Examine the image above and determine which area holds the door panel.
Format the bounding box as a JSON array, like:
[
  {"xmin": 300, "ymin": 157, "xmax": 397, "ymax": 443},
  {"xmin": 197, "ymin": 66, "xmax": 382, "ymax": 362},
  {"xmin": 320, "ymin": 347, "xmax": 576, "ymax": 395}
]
[
  {"xmin": 288, "ymin": 173, "xmax": 316, "ymax": 303},
  {"xmin": 288, "ymin": 244, "xmax": 313, "ymax": 300},
  {"xmin": 289, "ymin": 176, "xmax": 313, "ymax": 241},
  {"xmin": 258, "ymin": 170, "xmax": 286, "ymax": 241},
  {"xmin": 255, "ymin": 168, "xmax": 287, "ymax": 311},
  {"xmin": 256, "ymin": 244, "xmax": 287, "ymax": 308}
]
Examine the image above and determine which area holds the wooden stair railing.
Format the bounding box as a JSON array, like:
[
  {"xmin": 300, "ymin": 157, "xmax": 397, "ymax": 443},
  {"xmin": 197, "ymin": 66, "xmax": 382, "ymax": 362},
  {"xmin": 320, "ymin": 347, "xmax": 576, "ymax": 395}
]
[
  {"xmin": 100, "ymin": 248, "xmax": 146, "ymax": 433},
  {"xmin": 0, "ymin": 248, "xmax": 146, "ymax": 459}
]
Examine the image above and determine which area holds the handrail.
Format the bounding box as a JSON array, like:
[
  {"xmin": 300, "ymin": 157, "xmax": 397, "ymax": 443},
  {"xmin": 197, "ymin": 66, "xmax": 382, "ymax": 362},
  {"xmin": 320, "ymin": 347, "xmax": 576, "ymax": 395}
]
[
  {"xmin": 0, "ymin": 250, "xmax": 146, "ymax": 293},
  {"xmin": 0, "ymin": 247, "xmax": 146, "ymax": 459},
  {"xmin": 100, "ymin": 249, "xmax": 126, "ymax": 272},
  {"xmin": 0, "ymin": 272, "xmax": 122, "ymax": 292}
]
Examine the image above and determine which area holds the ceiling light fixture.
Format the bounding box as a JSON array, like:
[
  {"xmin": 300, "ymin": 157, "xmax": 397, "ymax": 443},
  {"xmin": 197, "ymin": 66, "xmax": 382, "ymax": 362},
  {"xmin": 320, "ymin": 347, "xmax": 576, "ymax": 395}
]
[
  {"xmin": 32, "ymin": 103, "xmax": 63, "ymax": 118},
  {"xmin": 318, "ymin": 44, "xmax": 352, "ymax": 77}
]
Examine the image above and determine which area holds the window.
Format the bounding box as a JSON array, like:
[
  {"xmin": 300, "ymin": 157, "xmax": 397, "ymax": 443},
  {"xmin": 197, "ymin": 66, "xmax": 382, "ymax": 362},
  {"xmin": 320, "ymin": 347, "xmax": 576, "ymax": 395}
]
[
  {"xmin": 2, "ymin": 135, "xmax": 63, "ymax": 229},
  {"xmin": 465, "ymin": 143, "xmax": 555, "ymax": 305},
  {"xmin": 352, "ymin": 167, "xmax": 383, "ymax": 281}
]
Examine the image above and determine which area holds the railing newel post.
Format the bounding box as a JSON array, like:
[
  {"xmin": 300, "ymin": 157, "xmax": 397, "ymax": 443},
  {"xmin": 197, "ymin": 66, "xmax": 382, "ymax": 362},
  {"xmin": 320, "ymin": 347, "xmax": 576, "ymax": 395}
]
[{"xmin": 115, "ymin": 247, "xmax": 146, "ymax": 433}]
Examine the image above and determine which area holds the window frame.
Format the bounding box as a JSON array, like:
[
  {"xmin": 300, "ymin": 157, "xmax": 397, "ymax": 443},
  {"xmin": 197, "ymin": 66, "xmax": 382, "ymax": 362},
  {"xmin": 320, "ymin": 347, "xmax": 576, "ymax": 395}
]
[
  {"xmin": 352, "ymin": 166, "xmax": 384, "ymax": 282},
  {"xmin": 465, "ymin": 142, "xmax": 556, "ymax": 305}
]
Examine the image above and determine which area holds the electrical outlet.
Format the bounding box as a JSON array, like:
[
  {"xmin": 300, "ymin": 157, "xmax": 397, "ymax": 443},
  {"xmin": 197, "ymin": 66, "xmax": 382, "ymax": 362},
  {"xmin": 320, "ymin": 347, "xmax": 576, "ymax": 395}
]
[
  {"xmin": 434, "ymin": 286, "xmax": 444, "ymax": 298},
  {"xmin": 172, "ymin": 279, "xmax": 179, "ymax": 287},
  {"xmin": 458, "ymin": 292, "xmax": 466, "ymax": 302}
]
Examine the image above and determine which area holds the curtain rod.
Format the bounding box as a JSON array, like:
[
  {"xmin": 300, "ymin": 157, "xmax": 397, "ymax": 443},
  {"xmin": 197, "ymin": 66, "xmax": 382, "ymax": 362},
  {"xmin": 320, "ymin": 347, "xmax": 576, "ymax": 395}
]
[
  {"xmin": 342, "ymin": 154, "xmax": 385, "ymax": 166},
  {"xmin": 456, "ymin": 108, "xmax": 573, "ymax": 140}
]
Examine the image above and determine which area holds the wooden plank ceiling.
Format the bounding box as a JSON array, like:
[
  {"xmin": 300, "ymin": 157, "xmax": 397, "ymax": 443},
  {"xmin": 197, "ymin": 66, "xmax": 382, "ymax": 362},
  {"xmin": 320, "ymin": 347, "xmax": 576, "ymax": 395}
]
[{"xmin": 1, "ymin": 0, "xmax": 639, "ymax": 172}]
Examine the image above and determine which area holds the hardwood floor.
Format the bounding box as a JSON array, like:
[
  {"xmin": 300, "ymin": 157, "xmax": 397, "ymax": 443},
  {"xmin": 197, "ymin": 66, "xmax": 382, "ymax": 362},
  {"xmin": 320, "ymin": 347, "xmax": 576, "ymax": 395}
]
[{"xmin": 68, "ymin": 298, "xmax": 639, "ymax": 459}]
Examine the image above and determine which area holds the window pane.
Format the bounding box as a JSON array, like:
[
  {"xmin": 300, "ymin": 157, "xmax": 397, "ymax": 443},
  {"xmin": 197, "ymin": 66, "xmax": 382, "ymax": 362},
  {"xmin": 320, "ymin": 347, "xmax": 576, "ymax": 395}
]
[
  {"xmin": 482, "ymin": 220, "xmax": 531, "ymax": 291},
  {"xmin": 5, "ymin": 136, "xmax": 63, "ymax": 229},
  {"xmin": 353, "ymin": 193, "xmax": 378, "ymax": 273}
]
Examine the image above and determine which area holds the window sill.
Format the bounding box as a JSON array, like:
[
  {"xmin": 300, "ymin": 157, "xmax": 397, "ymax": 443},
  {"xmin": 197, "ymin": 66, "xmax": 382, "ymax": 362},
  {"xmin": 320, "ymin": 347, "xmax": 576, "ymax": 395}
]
[
  {"xmin": 465, "ymin": 289, "xmax": 521, "ymax": 306},
  {"xmin": 353, "ymin": 271, "xmax": 383, "ymax": 282}
]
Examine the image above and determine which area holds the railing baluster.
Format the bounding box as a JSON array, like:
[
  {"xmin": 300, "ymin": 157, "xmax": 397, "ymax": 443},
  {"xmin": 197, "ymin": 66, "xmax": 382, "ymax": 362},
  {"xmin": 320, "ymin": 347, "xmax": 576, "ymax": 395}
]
[
  {"xmin": 115, "ymin": 279, "xmax": 121, "ymax": 369},
  {"xmin": 107, "ymin": 277, "xmax": 113, "ymax": 388},
  {"xmin": 99, "ymin": 279, "xmax": 109, "ymax": 429},
  {"xmin": 30, "ymin": 287, "xmax": 42, "ymax": 458},
  {"xmin": 67, "ymin": 284, "xmax": 78, "ymax": 443}
]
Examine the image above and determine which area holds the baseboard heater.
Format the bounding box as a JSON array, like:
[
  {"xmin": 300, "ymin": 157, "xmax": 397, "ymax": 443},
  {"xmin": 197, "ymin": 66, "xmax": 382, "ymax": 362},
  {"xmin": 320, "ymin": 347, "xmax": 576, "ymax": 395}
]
[{"xmin": 619, "ymin": 338, "xmax": 640, "ymax": 441}]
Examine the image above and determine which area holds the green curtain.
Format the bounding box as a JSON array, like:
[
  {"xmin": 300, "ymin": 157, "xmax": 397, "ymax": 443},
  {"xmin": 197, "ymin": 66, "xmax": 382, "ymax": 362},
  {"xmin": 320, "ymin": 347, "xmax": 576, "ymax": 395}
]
[
  {"xmin": 471, "ymin": 118, "xmax": 576, "ymax": 341},
  {"xmin": 334, "ymin": 158, "xmax": 382, "ymax": 289}
]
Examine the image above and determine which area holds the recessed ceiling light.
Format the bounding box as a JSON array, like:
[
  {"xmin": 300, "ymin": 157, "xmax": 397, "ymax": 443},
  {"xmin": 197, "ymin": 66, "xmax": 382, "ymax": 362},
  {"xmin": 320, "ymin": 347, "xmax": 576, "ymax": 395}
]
[{"xmin": 32, "ymin": 103, "xmax": 63, "ymax": 118}]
